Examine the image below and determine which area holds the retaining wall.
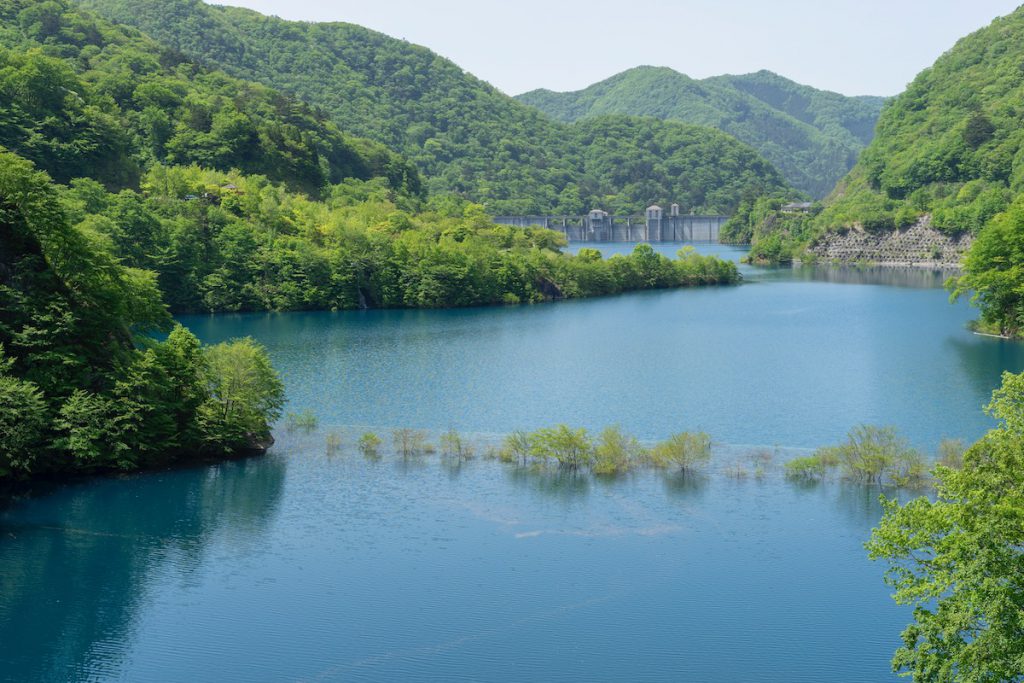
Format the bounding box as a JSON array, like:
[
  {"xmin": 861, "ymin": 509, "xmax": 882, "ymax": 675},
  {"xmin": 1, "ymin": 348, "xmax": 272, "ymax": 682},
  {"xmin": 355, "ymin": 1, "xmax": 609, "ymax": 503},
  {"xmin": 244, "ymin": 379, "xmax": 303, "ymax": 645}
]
[{"xmin": 809, "ymin": 216, "xmax": 972, "ymax": 268}]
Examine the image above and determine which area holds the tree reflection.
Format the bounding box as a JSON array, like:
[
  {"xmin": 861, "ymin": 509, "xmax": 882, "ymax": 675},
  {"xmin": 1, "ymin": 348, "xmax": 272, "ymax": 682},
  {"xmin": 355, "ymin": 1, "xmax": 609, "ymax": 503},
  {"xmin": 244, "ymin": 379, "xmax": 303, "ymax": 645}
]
[{"xmin": 0, "ymin": 455, "xmax": 286, "ymax": 681}]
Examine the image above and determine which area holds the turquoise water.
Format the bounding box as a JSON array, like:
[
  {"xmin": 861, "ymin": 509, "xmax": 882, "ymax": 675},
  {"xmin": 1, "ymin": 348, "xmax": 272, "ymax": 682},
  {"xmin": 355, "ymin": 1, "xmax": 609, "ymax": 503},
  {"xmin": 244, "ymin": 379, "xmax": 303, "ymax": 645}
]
[
  {"xmin": 179, "ymin": 243, "xmax": 1021, "ymax": 449},
  {"xmin": 2, "ymin": 243, "xmax": 1023, "ymax": 682}
]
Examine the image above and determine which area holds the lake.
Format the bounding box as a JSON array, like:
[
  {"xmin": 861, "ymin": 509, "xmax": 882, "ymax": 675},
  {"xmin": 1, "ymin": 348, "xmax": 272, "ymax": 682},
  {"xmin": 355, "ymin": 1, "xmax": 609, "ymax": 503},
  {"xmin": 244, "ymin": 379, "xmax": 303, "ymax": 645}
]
[{"xmin": 2, "ymin": 243, "xmax": 1022, "ymax": 682}]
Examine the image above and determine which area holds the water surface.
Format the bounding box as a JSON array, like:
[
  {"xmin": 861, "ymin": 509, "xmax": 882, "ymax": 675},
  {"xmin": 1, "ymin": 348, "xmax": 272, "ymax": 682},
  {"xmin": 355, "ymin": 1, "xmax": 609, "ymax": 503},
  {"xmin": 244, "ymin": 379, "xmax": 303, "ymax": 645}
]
[
  {"xmin": 180, "ymin": 243, "xmax": 1023, "ymax": 449},
  {"xmin": 3, "ymin": 242, "xmax": 1023, "ymax": 682}
]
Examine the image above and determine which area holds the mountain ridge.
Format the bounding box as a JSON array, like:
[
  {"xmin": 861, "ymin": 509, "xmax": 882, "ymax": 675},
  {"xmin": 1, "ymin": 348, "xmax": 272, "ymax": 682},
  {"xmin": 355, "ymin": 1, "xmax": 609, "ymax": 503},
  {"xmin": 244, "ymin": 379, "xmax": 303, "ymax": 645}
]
[
  {"xmin": 76, "ymin": 0, "xmax": 791, "ymax": 214},
  {"xmin": 517, "ymin": 65, "xmax": 887, "ymax": 198}
]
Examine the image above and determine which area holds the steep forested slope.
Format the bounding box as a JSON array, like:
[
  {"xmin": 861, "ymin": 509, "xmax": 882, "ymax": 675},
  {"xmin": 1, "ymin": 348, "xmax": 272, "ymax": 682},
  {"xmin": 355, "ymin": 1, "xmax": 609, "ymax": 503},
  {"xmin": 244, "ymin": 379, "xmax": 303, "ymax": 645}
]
[
  {"xmin": 0, "ymin": 150, "xmax": 284, "ymax": 479},
  {"xmin": 518, "ymin": 66, "xmax": 886, "ymax": 198},
  {"xmin": 76, "ymin": 0, "xmax": 791, "ymax": 214},
  {"xmin": 0, "ymin": 0, "xmax": 420, "ymax": 197},
  {"xmin": 814, "ymin": 7, "xmax": 1024, "ymax": 236}
]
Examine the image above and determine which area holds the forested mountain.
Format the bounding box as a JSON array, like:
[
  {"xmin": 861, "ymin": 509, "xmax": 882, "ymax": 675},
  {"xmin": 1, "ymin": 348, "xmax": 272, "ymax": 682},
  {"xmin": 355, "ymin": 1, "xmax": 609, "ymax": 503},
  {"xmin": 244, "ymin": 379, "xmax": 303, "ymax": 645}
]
[
  {"xmin": 76, "ymin": 0, "xmax": 791, "ymax": 214},
  {"xmin": 811, "ymin": 7, "xmax": 1024, "ymax": 236},
  {"xmin": 0, "ymin": 0, "xmax": 745, "ymax": 480},
  {"xmin": 0, "ymin": 0, "xmax": 421, "ymax": 198},
  {"xmin": 518, "ymin": 66, "xmax": 886, "ymax": 199}
]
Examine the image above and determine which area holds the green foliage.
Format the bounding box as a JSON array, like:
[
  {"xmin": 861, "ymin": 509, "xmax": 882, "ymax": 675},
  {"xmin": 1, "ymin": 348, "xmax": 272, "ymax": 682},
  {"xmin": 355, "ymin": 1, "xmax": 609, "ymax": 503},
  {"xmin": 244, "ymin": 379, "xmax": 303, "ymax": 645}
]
[
  {"xmin": 867, "ymin": 371, "xmax": 1024, "ymax": 681},
  {"xmin": 650, "ymin": 431, "xmax": 712, "ymax": 471},
  {"xmin": 79, "ymin": 0, "xmax": 792, "ymax": 214},
  {"xmin": 391, "ymin": 428, "xmax": 430, "ymax": 457},
  {"xmin": 498, "ymin": 430, "xmax": 532, "ymax": 466},
  {"xmin": 200, "ymin": 337, "xmax": 284, "ymax": 452},
  {"xmin": 0, "ymin": 370, "xmax": 47, "ymax": 475},
  {"xmin": 937, "ymin": 438, "xmax": 966, "ymax": 470},
  {"xmin": 815, "ymin": 8, "xmax": 1024, "ymax": 237},
  {"xmin": 722, "ymin": 195, "xmax": 819, "ymax": 263},
  {"xmin": 55, "ymin": 165, "xmax": 739, "ymax": 313},
  {"xmin": 439, "ymin": 428, "xmax": 474, "ymax": 462},
  {"xmin": 529, "ymin": 424, "xmax": 595, "ymax": 470},
  {"xmin": 949, "ymin": 193, "xmax": 1024, "ymax": 336},
  {"xmin": 783, "ymin": 455, "xmax": 827, "ymax": 481},
  {"xmin": 0, "ymin": 151, "xmax": 283, "ymax": 479},
  {"xmin": 357, "ymin": 431, "xmax": 382, "ymax": 458},
  {"xmin": 519, "ymin": 66, "xmax": 886, "ymax": 198},
  {"xmin": 791, "ymin": 426, "xmax": 931, "ymax": 488},
  {"xmin": 592, "ymin": 425, "xmax": 644, "ymax": 475},
  {"xmin": 284, "ymin": 410, "xmax": 318, "ymax": 432},
  {"xmin": 0, "ymin": 0, "xmax": 420, "ymax": 198}
]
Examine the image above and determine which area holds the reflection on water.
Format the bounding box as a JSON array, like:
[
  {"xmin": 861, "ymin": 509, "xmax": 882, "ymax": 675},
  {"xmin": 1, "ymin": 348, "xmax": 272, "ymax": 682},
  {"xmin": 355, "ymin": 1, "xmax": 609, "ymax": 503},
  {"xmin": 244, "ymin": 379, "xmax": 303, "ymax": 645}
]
[
  {"xmin": 0, "ymin": 456, "xmax": 286, "ymax": 682},
  {"xmin": 178, "ymin": 244, "xmax": 1024, "ymax": 451},
  {"xmin": 6, "ymin": 245, "xmax": 1024, "ymax": 682},
  {"xmin": 0, "ymin": 431, "xmax": 918, "ymax": 682},
  {"xmin": 755, "ymin": 264, "xmax": 959, "ymax": 289}
]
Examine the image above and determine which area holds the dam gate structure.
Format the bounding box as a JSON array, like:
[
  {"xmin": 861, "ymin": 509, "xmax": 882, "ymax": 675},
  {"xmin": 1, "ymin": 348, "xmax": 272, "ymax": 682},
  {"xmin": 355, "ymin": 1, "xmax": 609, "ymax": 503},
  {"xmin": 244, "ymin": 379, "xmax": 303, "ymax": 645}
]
[{"xmin": 492, "ymin": 204, "xmax": 728, "ymax": 242}]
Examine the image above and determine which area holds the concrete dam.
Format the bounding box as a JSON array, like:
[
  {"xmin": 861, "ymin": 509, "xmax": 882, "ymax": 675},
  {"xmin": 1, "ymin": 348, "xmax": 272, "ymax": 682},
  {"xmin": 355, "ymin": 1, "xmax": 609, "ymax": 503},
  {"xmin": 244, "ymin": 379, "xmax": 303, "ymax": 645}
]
[{"xmin": 493, "ymin": 205, "xmax": 728, "ymax": 243}]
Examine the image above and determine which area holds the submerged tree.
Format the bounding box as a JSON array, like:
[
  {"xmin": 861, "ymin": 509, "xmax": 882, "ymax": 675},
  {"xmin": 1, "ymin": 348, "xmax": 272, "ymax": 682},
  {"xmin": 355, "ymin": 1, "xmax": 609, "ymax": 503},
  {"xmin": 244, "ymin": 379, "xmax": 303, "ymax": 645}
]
[
  {"xmin": 867, "ymin": 371, "xmax": 1024, "ymax": 682},
  {"xmin": 650, "ymin": 432, "xmax": 712, "ymax": 472}
]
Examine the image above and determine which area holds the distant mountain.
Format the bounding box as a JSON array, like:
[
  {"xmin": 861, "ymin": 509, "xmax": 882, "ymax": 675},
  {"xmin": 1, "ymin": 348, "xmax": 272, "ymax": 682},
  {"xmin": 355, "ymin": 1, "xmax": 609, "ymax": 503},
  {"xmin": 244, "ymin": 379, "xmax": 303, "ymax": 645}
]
[
  {"xmin": 518, "ymin": 67, "xmax": 887, "ymax": 198},
  {"xmin": 76, "ymin": 0, "xmax": 791, "ymax": 214}
]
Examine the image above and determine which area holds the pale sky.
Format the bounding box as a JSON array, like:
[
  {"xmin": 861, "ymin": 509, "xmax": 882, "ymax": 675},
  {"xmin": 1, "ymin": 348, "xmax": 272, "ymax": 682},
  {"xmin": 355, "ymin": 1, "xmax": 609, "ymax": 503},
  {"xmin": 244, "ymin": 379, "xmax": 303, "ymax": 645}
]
[{"xmin": 218, "ymin": 0, "xmax": 1022, "ymax": 97}]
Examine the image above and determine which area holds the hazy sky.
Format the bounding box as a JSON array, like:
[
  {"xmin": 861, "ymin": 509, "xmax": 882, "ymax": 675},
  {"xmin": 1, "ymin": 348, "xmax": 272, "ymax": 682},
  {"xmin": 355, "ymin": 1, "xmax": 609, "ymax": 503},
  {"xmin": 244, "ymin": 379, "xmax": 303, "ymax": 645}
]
[{"xmin": 219, "ymin": 0, "xmax": 1021, "ymax": 97}]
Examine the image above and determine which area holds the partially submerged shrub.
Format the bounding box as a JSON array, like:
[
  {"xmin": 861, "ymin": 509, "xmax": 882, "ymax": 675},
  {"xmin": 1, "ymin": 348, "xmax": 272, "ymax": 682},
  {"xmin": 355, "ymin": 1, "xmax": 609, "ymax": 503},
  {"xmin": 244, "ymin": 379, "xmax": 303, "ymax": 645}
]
[
  {"xmin": 592, "ymin": 425, "xmax": 644, "ymax": 475},
  {"xmin": 440, "ymin": 428, "xmax": 474, "ymax": 462},
  {"xmin": 285, "ymin": 409, "xmax": 318, "ymax": 431},
  {"xmin": 392, "ymin": 428, "xmax": 430, "ymax": 457},
  {"xmin": 650, "ymin": 432, "xmax": 712, "ymax": 472},
  {"xmin": 358, "ymin": 431, "xmax": 382, "ymax": 458}
]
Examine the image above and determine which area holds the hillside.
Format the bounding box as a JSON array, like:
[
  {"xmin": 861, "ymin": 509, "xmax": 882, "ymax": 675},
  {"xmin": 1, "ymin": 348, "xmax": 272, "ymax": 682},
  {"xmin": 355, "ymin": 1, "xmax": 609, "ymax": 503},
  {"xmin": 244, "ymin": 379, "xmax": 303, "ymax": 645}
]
[
  {"xmin": 518, "ymin": 66, "xmax": 886, "ymax": 198},
  {"xmin": 76, "ymin": 0, "xmax": 790, "ymax": 214},
  {"xmin": 0, "ymin": 0, "xmax": 421, "ymax": 197},
  {"xmin": 810, "ymin": 7, "xmax": 1024, "ymax": 238}
]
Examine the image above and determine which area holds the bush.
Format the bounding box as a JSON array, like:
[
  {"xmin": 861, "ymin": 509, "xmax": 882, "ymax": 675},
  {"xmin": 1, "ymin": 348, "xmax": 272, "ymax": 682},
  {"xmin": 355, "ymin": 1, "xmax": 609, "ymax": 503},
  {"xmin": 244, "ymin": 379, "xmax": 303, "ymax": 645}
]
[
  {"xmin": 592, "ymin": 425, "xmax": 643, "ymax": 475},
  {"xmin": 499, "ymin": 430, "xmax": 532, "ymax": 466},
  {"xmin": 529, "ymin": 425, "xmax": 594, "ymax": 470},
  {"xmin": 0, "ymin": 374, "xmax": 48, "ymax": 476},
  {"xmin": 358, "ymin": 432, "xmax": 382, "ymax": 457},
  {"xmin": 285, "ymin": 410, "xmax": 318, "ymax": 431},
  {"xmin": 439, "ymin": 428, "xmax": 474, "ymax": 462},
  {"xmin": 650, "ymin": 432, "xmax": 712, "ymax": 471},
  {"xmin": 784, "ymin": 455, "xmax": 828, "ymax": 481},
  {"xmin": 200, "ymin": 337, "xmax": 285, "ymax": 452},
  {"xmin": 391, "ymin": 428, "xmax": 430, "ymax": 457}
]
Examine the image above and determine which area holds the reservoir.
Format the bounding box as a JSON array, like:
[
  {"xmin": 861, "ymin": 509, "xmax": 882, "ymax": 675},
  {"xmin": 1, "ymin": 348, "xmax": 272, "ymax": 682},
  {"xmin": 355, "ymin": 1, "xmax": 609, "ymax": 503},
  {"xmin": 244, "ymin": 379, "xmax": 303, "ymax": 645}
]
[{"xmin": 2, "ymin": 243, "xmax": 1022, "ymax": 681}]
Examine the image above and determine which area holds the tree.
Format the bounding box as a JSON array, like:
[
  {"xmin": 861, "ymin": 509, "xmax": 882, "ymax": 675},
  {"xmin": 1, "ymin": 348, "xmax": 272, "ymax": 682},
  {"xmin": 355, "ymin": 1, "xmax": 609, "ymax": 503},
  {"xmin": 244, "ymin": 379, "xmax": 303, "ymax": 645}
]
[
  {"xmin": 950, "ymin": 195, "xmax": 1024, "ymax": 337},
  {"xmin": 867, "ymin": 371, "xmax": 1024, "ymax": 682},
  {"xmin": 650, "ymin": 432, "xmax": 712, "ymax": 472},
  {"xmin": 0, "ymin": 372, "xmax": 47, "ymax": 476},
  {"xmin": 530, "ymin": 424, "xmax": 594, "ymax": 470},
  {"xmin": 592, "ymin": 425, "xmax": 643, "ymax": 475},
  {"xmin": 200, "ymin": 337, "xmax": 284, "ymax": 451}
]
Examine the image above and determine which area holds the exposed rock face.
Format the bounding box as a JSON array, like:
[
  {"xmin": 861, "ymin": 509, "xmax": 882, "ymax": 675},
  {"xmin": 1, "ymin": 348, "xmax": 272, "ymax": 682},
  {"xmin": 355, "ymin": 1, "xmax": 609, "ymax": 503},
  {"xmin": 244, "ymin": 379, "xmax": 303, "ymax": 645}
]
[{"xmin": 809, "ymin": 216, "xmax": 972, "ymax": 268}]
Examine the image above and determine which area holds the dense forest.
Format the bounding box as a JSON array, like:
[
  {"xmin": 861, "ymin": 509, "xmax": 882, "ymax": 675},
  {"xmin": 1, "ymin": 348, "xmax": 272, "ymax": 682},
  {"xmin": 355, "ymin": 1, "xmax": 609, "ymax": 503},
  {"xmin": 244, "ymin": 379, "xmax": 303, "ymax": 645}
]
[
  {"xmin": 518, "ymin": 66, "xmax": 886, "ymax": 198},
  {"xmin": 0, "ymin": 150, "xmax": 284, "ymax": 479},
  {"xmin": 813, "ymin": 7, "xmax": 1024, "ymax": 237},
  {"xmin": 76, "ymin": 0, "xmax": 792, "ymax": 214},
  {"xmin": 0, "ymin": 0, "xmax": 748, "ymax": 480},
  {"xmin": 60, "ymin": 165, "xmax": 740, "ymax": 313}
]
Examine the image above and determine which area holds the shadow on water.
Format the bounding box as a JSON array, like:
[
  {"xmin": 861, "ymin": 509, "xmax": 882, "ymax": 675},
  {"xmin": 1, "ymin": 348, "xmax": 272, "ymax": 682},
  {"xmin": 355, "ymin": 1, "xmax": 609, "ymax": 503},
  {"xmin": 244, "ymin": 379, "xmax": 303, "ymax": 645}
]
[
  {"xmin": 0, "ymin": 456, "xmax": 287, "ymax": 682},
  {"xmin": 747, "ymin": 264, "xmax": 957, "ymax": 289},
  {"xmin": 947, "ymin": 334, "xmax": 1024, "ymax": 406}
]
